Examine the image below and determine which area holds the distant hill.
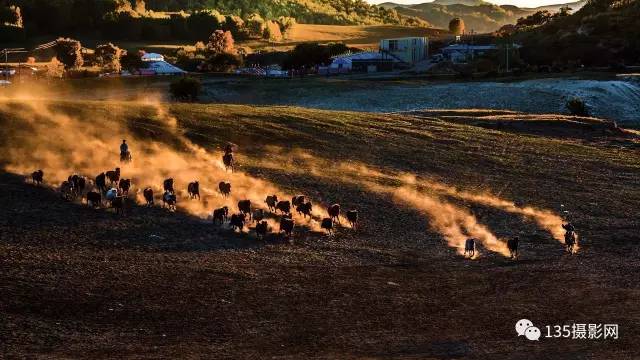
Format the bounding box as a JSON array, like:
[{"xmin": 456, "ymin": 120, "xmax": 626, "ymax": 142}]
[
  {"xmin": 380, "ymin": 0, "xmax": 586, "ymax": 33},
  {"xmin": 516, "ymin": 0, "xmax": 640, "ymax": 66},
  {"xmin": 0, "ymin": 0, "xmax": 429, "ymax": 43}
]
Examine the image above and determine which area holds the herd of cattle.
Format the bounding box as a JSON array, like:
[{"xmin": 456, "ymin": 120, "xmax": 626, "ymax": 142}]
[
  {"xmin": 29, "ymin": 167, "xmax": 359, "ymax": 240},
  {"xmin": 28, "ymin": 147, "xmax": 577, "ymax": 256}
]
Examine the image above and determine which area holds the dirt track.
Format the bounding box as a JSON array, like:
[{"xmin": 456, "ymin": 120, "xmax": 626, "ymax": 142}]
[{"xmin": 1, "ymin": 102, "xmax": 639, "ymax": 358}]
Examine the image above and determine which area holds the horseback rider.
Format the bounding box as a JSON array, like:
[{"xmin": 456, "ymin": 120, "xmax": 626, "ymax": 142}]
[{"xmin": 120, "ymin": 140, "xmax": 131, "ymax": 162}]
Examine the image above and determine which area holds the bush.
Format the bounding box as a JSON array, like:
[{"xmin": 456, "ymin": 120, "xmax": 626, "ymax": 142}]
[
  {"xmin": 170, "ymin": 77, "xmax": 202, "ymax": 101},
  {"xmin": 566, "ymin": 97, "xmax": 589, "ymax": 116}
]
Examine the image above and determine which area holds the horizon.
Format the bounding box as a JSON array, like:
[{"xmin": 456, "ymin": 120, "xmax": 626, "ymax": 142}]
[{"xmin": 367, "ymin": 0, "xmax": 578, "ymax": 8}]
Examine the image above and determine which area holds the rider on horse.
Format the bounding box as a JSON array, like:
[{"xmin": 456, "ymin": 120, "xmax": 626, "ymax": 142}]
[{"xmin": 120, "ymin": 140, "xmax": 131, "ymax": 162}]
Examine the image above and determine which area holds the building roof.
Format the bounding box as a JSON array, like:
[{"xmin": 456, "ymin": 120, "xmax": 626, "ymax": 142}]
[{"xmin": 141, "ymin": 53, "xmax": 165, "ymax": 62}]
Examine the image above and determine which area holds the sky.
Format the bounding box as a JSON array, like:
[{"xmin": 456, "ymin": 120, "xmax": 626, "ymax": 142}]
[{"xmin": 366, "ymin": 0, "xmax": 575, "ymax": 8}]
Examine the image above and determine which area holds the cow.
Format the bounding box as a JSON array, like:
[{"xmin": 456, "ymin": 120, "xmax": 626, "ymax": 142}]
[
  {"xmin": 213, "ymin": 206, "xmax": 229, "ymax": 225},
  {"xmin": 106, "ymin": 168, "xmax": 120, "ymax": 184},
  {"xmin": 31, "ymin": 170, "xmax": 44, "ymax": 186},
  {"xmin": 321, "ymin": 217, "xmax": 333, "ymax": 235},
  {"xmin": 163, "ymin": 178, "xmax": 174, "ymax": 194},
  {"xmin": 95, "ymin": 173, "xmax": 107, "ymax": 193},
  {"xmin": 296, "ymin": 202, "xmax": 312, "ymax": 218},
  {"xmin": 219, "ymin": 182, "xmax": 231, "ymax": 197},
  {"xmin": 60, "ymin": 181, "xmax": 75, "ymax": 201},
  {"xmin": 507, "ymin": 237, "xmax": 519, "ymax": 259},
  {"xmin": 255, "ymin": 221, "xmax": 269, "ymax": 240},
  {"xmin": 187, "ymin": 181, "xmax": 200, "ymax": 200},
  {"xmin": 291, "ymin": 195, "xmax": 306, "ymax": 207},
  {"xmin": 253, "ymin": 209, "xmax": 265, "ymax": 223},
  {"xmin": 68, "ymin": 175, "xmax": 86, "ymax": 196},
  {"xmin": 265, "ymin": 195, "xmax": 278, "ymax": 212},
  {"xmin": 238, "ymin": 200, "xmax": 252, "ymax": 219},
  {"xmin": 346, "ymin": 210, "xmax": 359, "ymax": 230},
  {"xmin": 111, "ymin": 196, "xmax": 125, "ymax": 216},
  {"xmin": 143, "ymin": 187, "xmax": 154, "ymax": 206},
  {"xmin": 230, "ymin": 213, "xmax": 245, "ymax": 232},
  {"xmin": 280, "ymin": 217, "xmax": 294, "ymax": 237},
  {"xmin": 276, "ymin": 200, "xmax": 291, "ymax": 215},
  {"xmin": 86, "ymin": 191, "xmax": 102, "ymax": 208},
  {"xmin": 464, "ymin": 238, "xmax": 476, "ymax": 258},
  {"xmin": 163, "ymin": 191, "xmax": 177, "ymax": 211},
  {"xmin": 328, "ymin": 204, "xmax": 341, "ymax": 224},
  {"xmin": 119, "ymin": 178, "xmax": 131, "ymax": 196},
  {"xmin": 223, "ymin": 153, "xmax": 234, "ymax": 172}
]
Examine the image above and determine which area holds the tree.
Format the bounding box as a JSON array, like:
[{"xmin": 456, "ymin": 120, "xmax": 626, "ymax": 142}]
[
  {"xmin": 54, "ymin": 38, "xmax": 84, "ymax": 69},
  {"xmin": 170, "ymin": 77, "xmax": 202, "ymax": 101},
  {"xmin": 207, "ymin": 30, "xmax": 235, "ymax": 55},
  {"xmin": 95, "ymin": 43, "xmax": 123, "ymax": 72},
  {"xmin": 449, "ymin": 18, "xmax": 465, "ymax": 35},
  {"xmin": 276, "ymin": 16, "xmax": 296, "ymax": 38},
  {"xmin": 245, "ymin": 13, "xmax": 265, "ymax": 38},
  {"xmin": 120, "ymin": 50, "xmax": 145, "ymax": 72},
  {"xmin": 263, "ymin": 20, "xmax": 282, "ymax": 41},
  {"xmin": 201, "ymin": 52, "xmax": 242, "ymax": 72}
]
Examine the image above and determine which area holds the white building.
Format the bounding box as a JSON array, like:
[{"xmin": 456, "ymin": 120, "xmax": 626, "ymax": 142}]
[
  {"xmin": 379, "ymin": 37, "xmax": 429, "ymax": 64},
  {"xmin": 140, "ymin": 52, "xmax": 186, "ymax": 75}
]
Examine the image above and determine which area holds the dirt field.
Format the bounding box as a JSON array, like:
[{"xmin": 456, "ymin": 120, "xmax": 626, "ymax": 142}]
[{"xmin": 1, "ymin": 100, "xmax": 639, "ymax": 358}]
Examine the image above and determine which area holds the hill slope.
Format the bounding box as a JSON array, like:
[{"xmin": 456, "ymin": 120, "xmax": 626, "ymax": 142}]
[
  {"xmin": 381, "ymin": 0, "xmax": 586, "ymax": 33},
  {"xmin": 1, "ymin": 99, "xmax": 639, "ymax": 357}
]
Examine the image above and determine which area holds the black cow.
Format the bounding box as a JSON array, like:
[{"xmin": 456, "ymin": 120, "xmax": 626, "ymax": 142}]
[
  {"xmin": 86, "ymin": 191, "xmax": 102, "ymax": 208},
  {"xmin": 328, "ymin": 204, "xmax": 341, "ymax": 224},
  {"xmin": 219, "ymin": 182, "xmax": 231, "ymax": 197},
  {"xmin": 213, "ymin": 206, "xmax": 229, "ymax": 225},
  {"xmin": 60, "ymin": 181, "xmax": 75, "ymax": 201},
  {"xmin": 223, "ymin": 153, "xmax": 234, "ymax": 172},
  {"xmin": 238, "ymin": 200, "xmax": 252, "ymax": 219},
  {"xmin": 507, "ymin": 237, "xmax": 519, "ymax": 259},
  {"xmin": 143, "ymin": 187, "xmax": 154, "ymax": 206},
  {"xmin": 464, "ymin": 238, "xmax": 476, "ymax": 258},
  {"xmin": 230, "ymin": 213, "xmax": 245, "ymax": 232},
  {"xmin": 111, "ymin": 196, "xmax": 125, "ymax": 216},
  {"xmin": 346, "ymin": 210, "xmax": 359, "ymax": 230},
  {"xmin": 31, "ymin": 170, "xmax": 44, "ymax": 186},
  {"xmin": 119, "ymin": 178, "xmax": 131, "ymax": 196},
  {"xmin": 163, "ymin": 178, "xmax": 174, "ymax": 194},
  {"xmin": 276, "ymin": 200, "xmax": 291, "ymax": 215},
  {"xmin": 321, "ymin": 217, "xmax": 333, "ymax": 235},
  {"xmin": 280, "ymin": 217, "xmax": 294, "ymax": 237},
  {"xmin": 296, "ymin": 202, "xmax": 312, "ymax": 218},
  {"xmin": 188, "ymin": 181, "xmax": 200, "ymax": 200},
  {"xmin": 253, "ymin": 209, "xmax": 265, "ymax": 223},
  {"xmin": 255, "ymin": 221, "xmax": 269, "ymax": 239},
  {"xmin": 95, "ymin": 172, "xmax": 107, "ymax": 193},
  {"xmin": 106, "ymin": 168, "xmax": 120, "ymax": 184},
  {"xmin": 265, "ymin": 195, "xmax": 278, "ymax": 212},
  {"xmin": 292, "ymin": 195, "xmax": 306, "ymax": 207}
]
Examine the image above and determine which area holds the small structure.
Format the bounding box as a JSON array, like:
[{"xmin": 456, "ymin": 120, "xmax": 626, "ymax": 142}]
[
  {"xmin": 325, "ymin": 51, "xmax": 395, "ymax": 74},
  {"xmin": 441, "ymin": 44, "xmax": 498, "ymax": 63},
  {"xmin": 379, "ymin": 37, "xmax": 429, "ymax": 64},
  {"xmin": 140, "ymin": 52, "xmax": 186, "ymax": 75}
]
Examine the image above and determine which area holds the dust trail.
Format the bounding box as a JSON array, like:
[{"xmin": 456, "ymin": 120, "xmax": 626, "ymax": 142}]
[
  {"xmin": 367, "ymin": 182, "xmax": 510, "ymax": 257},
  {"xmin": 255, "ymin": 148, "xmax": 572, "ymax": 251},
  {"xmin": 257, "ymin": 149, "xmax": 510, "ymax": 257},
  {"xmin": 0, "ymin": 98, "xmax": 329, "ymax": 233}
]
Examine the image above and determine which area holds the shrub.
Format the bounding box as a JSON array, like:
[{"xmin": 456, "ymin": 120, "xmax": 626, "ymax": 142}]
[
  {"xmin": 54, "ymin": 37, "xmax": 84, "ymax": 69},
  {"xmin": 207, "ymin": 30, "xmax": 235, "ymax": 55},
  {"xmin": 170, "ymin": 77, "xmax": 202, "ymax": 101},
  {"xmin": 95, "ymin": 43, "xmax": 123, "ymax": 73},
  {"xmin": 566, "ymin": 97, "xmax": 589, "ymax": 116}
]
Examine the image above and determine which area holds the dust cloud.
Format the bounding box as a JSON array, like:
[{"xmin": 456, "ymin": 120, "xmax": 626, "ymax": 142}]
[{"xmin": 0, "ymin": 96, "xmax": 330, "ymax": 232}]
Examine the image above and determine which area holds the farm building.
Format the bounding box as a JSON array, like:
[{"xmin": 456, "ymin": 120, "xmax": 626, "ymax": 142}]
[
  {"xmin": 324, "ymin": 51, "xmax": 395, "ymax": 74},
  {"xmin": 441, "ymin": 44, "xmax": 498, "ymax": 63},
  {"xmin": 379, "ymin": 37, "xmax": 429, "ymax": 65}
]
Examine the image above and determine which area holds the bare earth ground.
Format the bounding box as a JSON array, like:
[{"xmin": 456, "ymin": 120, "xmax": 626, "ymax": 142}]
[{"xmin": 1, "ymin": 102, "xmax": 640, "ymax": 358}]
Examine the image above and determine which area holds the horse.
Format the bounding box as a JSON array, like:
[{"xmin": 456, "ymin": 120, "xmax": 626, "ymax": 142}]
[{"xmin": 31, "ymin": 170, "xmax": 44, "ymax": 186}]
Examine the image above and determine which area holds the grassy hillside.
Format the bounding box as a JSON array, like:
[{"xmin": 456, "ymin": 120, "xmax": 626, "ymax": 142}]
[
  {"xmin": 1, "ymin": 99, "xmax": 639, "ymax": 357},
  {"xmin": 381, "ymin": 0, "xmax": 586, "ymax": 33},
  {"xmin": 516, "ymin": 0, "xmax": 640, "ymax": 66}
]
